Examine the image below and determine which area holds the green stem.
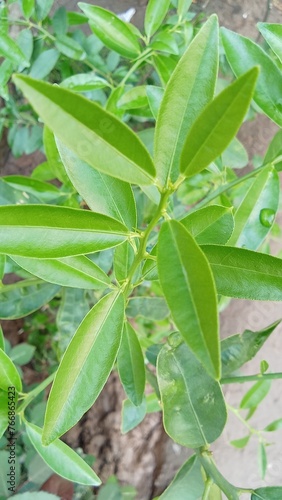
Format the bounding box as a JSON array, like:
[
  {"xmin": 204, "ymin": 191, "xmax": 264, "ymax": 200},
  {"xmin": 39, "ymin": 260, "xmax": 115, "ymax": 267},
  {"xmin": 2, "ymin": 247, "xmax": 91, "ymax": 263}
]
[
  {"xmin": 196, "ymin": 449, "xmax": 240, "ymax": 500},
  {"xmin": 221, "ymin": 372, "xmax": 282, "ymax": 384},
  {"xmin": 120, "ymin": 48, "xmax": 153, "ymax": 86},
  {"xmin": 202, "ymin": 477, "xmax": 213, "ymax": 500},
  {"xmin": 17, "ymin": 371, "xmax": 56, "ymax": 414},
  {"xmin": 227, "ymin": 404, "xmax": 260, "ymax": 436}
]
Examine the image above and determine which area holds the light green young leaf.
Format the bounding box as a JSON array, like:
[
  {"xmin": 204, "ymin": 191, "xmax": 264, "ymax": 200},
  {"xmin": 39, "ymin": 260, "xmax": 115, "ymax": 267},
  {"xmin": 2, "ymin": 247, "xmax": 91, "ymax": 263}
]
[
  {"xmin": 252, "ymin": 487, "xmax": 282, "ymax": 499},
  {"xmin": 0, "ymin": 391, "xmax": 8, "ymax": 438},
  {"xmin": 0, "ymin": 280, "xmax": 60, "ymax": 319},
  {"xmin": 43, "ymin": 292, "xmax": 124, "ymax": 444},
  {"xmin": 144, "ymin": 0, "xmax": 171, "ymax": 37},
  {"xmin": 259, "ymin": 442, "xmax": 267, "ymax": 480},
  {"xmin": 221, "ymin": 28, "xmax": 282, "ymax": 126},
  {"xmin": 57, "ymin": 142, "xmax": 137, "ymax": 229},
  {"xmin": 0, "ymin": 35, "xmax": 30, "ymax": 67},
  {"xmin": 114, "ymin": 241, "xmax": 135, "ymax": 283},
  {"xmin": 61, "ymin": 73, "xmax": 110, "ymax": 92},
  {"xmin": 79, "ymin": 4, "xmax": 140, "ymax": 59},
  {"xmin": 26, "ymin": 421, "xmax": 101, "ymax": 485},
  {"xmin": 0, "ymin": 205, "xmax": 129, "ymax": 258},
  {"xmin": 126, "ymin": 297, "xmax": 169, "ymax": 321},
  {"xmin": 180, "ymin": 205, "xmax": 234, "ymax": 245},
  {"xmin": 21, "ymin": 0, "xmax": 35, "ymax": 18},
  {"xmin": 180, "ymin": 68, "xmax": 259, "ymax": 177},
  {"xmin": 117, "ymin": 86, "xmax": 149, "ymax": 110},
  {"xmin": 150, "ymin": 31, "xmax": 179, "ymax": 56},
  {"xmin": 157, "ymin": 335, "xmax": 227, "ymax": 448},
  {"xmin": 55, "ymin": 35, "xmax": 86, "ymax": 61},
  {"xmin": 10, "ymin": 343, "xmax": 35, "ymax": 366},
  {"xmin": 230, "ymin": 435, "xmax": 250, "ymax": 449},
  {"xmin": 228, "ymin": 166, "xmax": 279, "ymax": 250},
  {"xmin": 154, "ymin": 15, "xmax": 219, "ymax": 186},
  {"xmin": 177, "ymin": 0, "xmax": 193, "ymax": 18},
  {"xmin": 201, "ymin": 245, "xmax": 282, "ymax": 301},
  {"xmin": 257, "ymin": 23, "xmax": 282, "ymax": 63},
  {"xmin": 117, "ymin": 322, "xmax": 145, "ymax": 406},
  {"xmin": 13, "ymin": 75, "xmax": 155, "ymax": 186},
  {"xmin": 221, "ymin": 320, "xmax": 280, "ymax": 377},
  {"xmin": 12, "ymin": 255, "xmax": 111, "ymax": 290},
  {"xmin": 121, "ymin": 397, "xmax": 146, "ymax": 434},
  {"xmin": 158, "ymin": 220, "xmax": 220, "ymax": 379},
  {"xmin": 159, "ymin": 455, "xmax": 204, "ymax": 499},
  {"xmin": 0, "ymin": 255, "xmax": 5, "ymax": 281},
  {"xmin": 240, "ymin": 379, "xmax": 271, "ymax": 409},
  {"xmin": 0, "ymin": 349, "xmax": 22, "ymax": 392},
  {"xmin": 264, "ymin": 418, "xmax": 282, "ymax": 432}
]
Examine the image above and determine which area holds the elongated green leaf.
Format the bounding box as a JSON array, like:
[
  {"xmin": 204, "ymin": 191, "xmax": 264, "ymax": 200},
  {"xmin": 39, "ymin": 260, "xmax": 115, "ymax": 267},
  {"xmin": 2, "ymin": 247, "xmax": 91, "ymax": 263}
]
[
  {"xmin": 0, "ymin": 280, "xmax": 60, "ymax": 319},
  {"xmin": 230, "ymin": 435, "xmax": 250, "ymax": 449},
  {"xmin": 264, "ymin": 129, "xmax": 282, "ymax": 171},
  {"xmin": 252, "ymin": 487, "xmax": 282, "ymax": 499},
  {"xmin": 159, "ymin": 455, "xmax": 204, "ymax": 499},
  {"xmin": 117, "ymin": 322, "xmax": 145, "ymax": 406},
  {"xmin": 264, "ymin": 418, "xmax": 282, "ymax": 432},
  {"xmin": 17, "ymin": 29, "xmax": 33, "ymax": 62},
  {"xmin": 117, "ymin": 86, "xmax": 149, "ymax": 110},
  {"xmin": 221, "ymin": 320, "xmax": 280, "ymax": 377},
  {"xmin": 144, "ymin": 0, "xmax": 171, "ymax": 37},
  {"xmin": 56, "ymin": 288, "xmax": 89, "ymax": 353},
  {"xmin": 61, "ymin": 73, "xmax": 110, "ymax": 92},
  {"xmin": 154, "ymin": 15, "xmax": 219, "ymax": 186},
  {"xmin": 11, "ymin": 255, "xmax": 111, "ymax": 289},
  {"xmin": 221, "ymin": 28, "xmax": 282, "ymax": 126},
  {"xmin": 79, "ymin": 4, "xmax": 140, "ymax": 59},
  {"xmin": 43, "ymin": 126, "xmax": 69, "ymax": 184},
  {"xmin": 55, "ymin": 35, "xmax": 86, "ymax": 61},
  {"xmin": 57, "ymin": 142, "xmax": 137, "ymax": 229},
  {"xmin": 201, "ymin": 245, "xmax": 282, "ymax": 301},
  {"xmin": 228, "ymin": 166, "xmax": 279, "ymax": 250},
  {"xmin": 0, "ymin": 391, "xmax": 8, "ymax": 438},
  {"xmin": 150, "ymin": 31, "xmax": 179, "ymax": 56},
  {"xmin": 35, "ymin": 0, "xmax": 54, "ymax": 21},
  {"xmin": 52, "ymin": 6, "xmax": 68, "ymax": 36},
  {"xmin": 0, "ymin": 326, "xmax": 4, "ymax": 351},
  {"xmin": 181, "ymin": 205, "xmax": 234, "ymax": 245},
  {"xmin": 240, "ymin": 380, "xmax": 271, "ymax": 409},
  {"xmin": 26, "ymin": 422, "xmax": 101, "ymax": 485},
  {"xmin": 114, "ymin": 241, "xmax": 135, "ymax": 283},
  {"xmin": 10, "ymin": 343, "xmax": 35, "ymax": 366},
  {"xmin": 177, "ymin": 0, "xmax": 193, "ymax": 18},
  {"xmin": 258, "ymin": 23, "xmax": 282, "ymax": 63},
  {"xmin": 0, "ymin": 205, "xmax": 128, "ymax": 258},
  {"xmin": 21, "ymin": 0, "xmax": 35, "ymax": 18},
  {"xmin": 29, "ymin": 49, "xmax": 59, "ymax": 80},
  {"xmin": 0, "ymin": 255, "xmax": 5, "ymax": 281},
  {"xmin": 121, "ymin": 397, "xmax": 146, "ymax": 433},
  {"xmin": 157, "ymin": 335, "xmax": 227, "ymax": 448},
  {"xmin": 153, "ymin": 53, "xmax": 178, "ymax": 85},
  {"xmin": 222, "ymin": 137, "xmax": 248, "ymax": 169},
  {"xmin": 3, "ymin": 175, "xmax": 63, "ymax": 204},
  {"xmin": 126, "ymin": 297, "xmax": 169, "ymax": 321},
  {"xmin": 13, "ymin": 75, "xmax": 155, "ymax": 186},
  {"xmin": 180, "ymin": 68, "xmax": 259, "ymax": 177},
  {"xmin": 259, "ymin": 442, "xmax": 267, "ymax": 479},
  {"xmin": 0, "ymin": 34, "xmax": 29, "ymax": 67},
  {"xmin": 0, "ymin": 349, "xmax": 22, "ymax": 392},
  {"xmin": 158, "ymin": 220, "xmax": 220, "ymax": 379},
  {"xmin": 146, "ymin": 86, "xmax": 164, "ymax": 120},
  {"xmin": 43, "ymin": 292, "xmax": 124, "ymax": 444}
]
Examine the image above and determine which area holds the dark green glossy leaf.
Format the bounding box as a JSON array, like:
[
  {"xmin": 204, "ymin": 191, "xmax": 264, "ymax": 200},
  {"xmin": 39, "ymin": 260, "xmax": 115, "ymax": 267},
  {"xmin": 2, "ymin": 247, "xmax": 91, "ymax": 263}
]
[
  {"xmin": 228, "ymin": 166, "xmax": 279, "ymax": 250},
  {"xmin": 252, "ymin": 487, "xmax": 282, "ymax": 499},
  {"xmin": 117, "ymin": 322, "xmax": 145, "ymax": 406},
  {"xmin": 10, "ymin": 343, "xmax": 35, "ymax": 365},
  {"xmin": 0, "ymin": 349, "xmax": 22, "ymax": 392},
  {"xmin": 114, "ymin": 241, "xmax": 135, "ymax": 283},
  {"xmin": 240, "ymin": 379, "xmax": 271, "ymax": 409},
  {"xmin": 180, "ymin": 68, "xmax": 259, "ymax": 177},
  {"xmin": 121, "ymin": 397, "xmax": 146, "ymax": 433},
  {"xmin": 180, "ymin": 205, "xmax": 234, "ymax": 245},
  {"xmin": 126, "ymin": 297, "xmax": 169, "ymax": 321},
  {"xmin": 0, "ymin": 279, "xmax": 60, "ymax": 319},
  {"xmin": 29, "ymin": 49, "xmax": 59, "ymax": 80},
  {"xmin": 221, "ymin": 320, "xmax": 280, "ymax": 377},
  {"xmin": 11, "ymin": 255, "xmax": 111, "ymax": 289},
  {"xmin": 221, "ymin": 27, "xmax": 282, "ymax": 126},
  {"xmin": 154, "ymin": 15, "xmax": 219, "ymax": 186},
  {"xmin": 144, "ymin": 0, "xmax": 171, "ymax": 37},
  {"xmin": 158, "ymin": 220, "xmax": 220, "ymax": 379},
  {"xmin": 157, "ymin": 336, "xmax": 227, "ymax": 447},
  {"xmin": 159, "ymin": 455, "xmax": 204, "ymax": 499},
  {"xmin": 79, "ymin": 4, "xmax": 140, "ymax": 59},
  {"xmin": 202, "ymin": 245, "xmax": 282, "ymax": 300},
  {"xmin": 26, "ymin": 421, "xmax": 101, "ymax": 485},
  {"xmin": 264, "ymin": 418, "xmax": 282, "ymax": 432},
  {"xmin": 57, "ymin": 142, "xmax": 137, "ymax": 229},
  {"xmin": 43, "ymin": 292, "xmax": 124, "ymax": 444},
  {"xmin": 230, "ymin": 435, "xmax": 250, "ymax": 449},
  {"xmin": 0, "ymin": 391, "xmax": 8, "ymax": 438},
  {"xmin": 0, "ymin": 34, "xmax": 30, "ymax": 67},
  {"xmin": 55, "ymin": 35, "xmax": 86, "ymax": 61},
  {"xmin": 35, "ymin": 0, "xmax": 54, "ymax": 21},
  {"xmin": 257, "ymin": 23, "xmax": 282, "ymax": 63},
  {"xmin": 13, "ymin": 75, "xmax": 155, "ymax": 186},
  {"xmin": 0, "ymin": 205, "xmax": 129, "ymax": 258},
  {"xmin": 61, "ymin": 73, "xmax": 110, "ymax": 92}
]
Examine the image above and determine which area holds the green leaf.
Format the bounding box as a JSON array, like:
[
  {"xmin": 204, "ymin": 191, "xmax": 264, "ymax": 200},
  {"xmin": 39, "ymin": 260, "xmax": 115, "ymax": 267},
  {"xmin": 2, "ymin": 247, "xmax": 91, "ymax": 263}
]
[
  {"xmin": 11, "ymin": 255, "xmax": 111, "ymax": 290},
  {"xmin": 158, "ymin": 220, "xmax": 220, "ymax": 379},
  {"xmin": 180, "ymin": 205, "xmax": 234, "ymax": 245},
  {"xmin": 264, "ymin": 418, "xmax": 282, "ymax": 432},
  {"xmin": 146, "ymin": 86, "xmax": 164, "ymax": 120},
  {"xmin": 180, "ymin": 68, "xmax": 259, "ymax": 177},
  {"xmin": 228, "ymin": 166, "xmax": 279, "ymax": 250},
  {"xmin": 126, "ymin": 297, "xmax": 169, "ymax": 321},
  {"xmin": 0, "ymin": 325, "xmax": 4, "ymax": 351},
  {"xmin": 259, "ymin": 442, "xmax": 267, "ymax": 479},
  {"xmin": 264, "ymin": 129, "xmax": 282, "ymax": 171},
  {"xmin": 43, "ymin": 292, "xmax": 124, "ymax": 444},
  {"xmin": 61, "ymin": 73, "xmax": 110, "ymax": 92},
  {"xmin": 0, "ymin": 280, "xmax": 60, "ymax": 319},
  {"xmin": 0, "ymin": 349, "xmax": 22, "ymax": 392},
  {"xmin": 79, "ymin": 4, "xmax": 140, "ymax": 59},
  {"xmin": 177, "ymin": 0, "xmax": 193, "ymax": 18},
  {"xmin": 25, "ymin": 421, "xmax": 101, "ymax": 485},
  {"xmin": 153, "ymin": 54, "xmax": 178, "ymax": 86},
  {"xmin": 201, "ymin": 245, "xmax": 282, "ymax": 301},
  {"xmin": 150, "ymin": 31, "xmax": 179, "ymax": 56},
  {"xmin": 154, "ymin": 15, "xmax": 219, "ymax": 187},
  {"xmin": 221, "ymin": 28, "xmax": 282, "ymax": 126},
  {"xmin": 3, "ymin": 175, "xmax": 62, "ymax": 204},
  {"xmin": 0, "ymin": 34, "xmax": 30, "ymax": 67},
  {"xmin": 52, "ymin": 7, "xmax": 68, "ymax": 36},
  {"xmin": 13, "ymin": 75, "xmax": 155, "ymax": 186},
  {"xmin": 222, "ymin": 137, "xmax": 248, "ymax": 169},
  {"xmin": 55, "ymin": 35, "xmax": 86, "ymax": 61},
  {"xmin": 257, "ymin": 23, "xmax": 282, "ymax": 63},
  {"xmin": 240, "ymin": 380, "xmax": 271, "ymax": 409},
  {"xmin": 35, "ymin": 0, "xmax": 54, "ymax": 21},
  {"xmin": 0, "ymin": 391, "xmax": 8, "ymax": 438},
  {"xmin": 0, "ymin": 255, "xmax": 5, "ymax": 281},
  {"xmin": 157, "ymin": 335, "xmax": 227, "ymax": 448},
  {"xmin": 260, "ymin": 360, "xmax": 269, "ymax": 374},
  {"xmin": 230, "ymin": 435, "xmax": 250, "ymax": 449},
  {"xmin": 252, "ymin": 487, "xmax": 282, "ymax": 499},
  {"xmin": 159, "ymin": 455, "xmax": 204, "ymax": 499},
  {"xmin": 117, "ymin": 322, "xmax": 145, "ymax": 406},
  {"xmin": 121, "ymin": 397, "xmax": 146, "ymax": 433},
  {"xmin": 21, "ymin": 0, "xmax": 35, "ymax": 18},
  {"xmin": 56, "ymin": 288, "xmax": 89, "ymax": 353},
  {"xmin": 144, "ymin": 0, "xmax": 171, "ymax": 37},
  {"xmin": 57, "ymin": 142, "xmax": 137, "ymax": 229},
  {"xmin": 17, "ymin": 29, "xmax": 33, "ymax": 62},
  {"xmin": 0, "ymin": 205, "xmax": 129, "ymax": 258},
  {"xmin": 10, "ymin": 343, "xmax": 35, "ymax": 365},
  {"xmin": 43, "ymin": 126, "xmax": 70, "ymax": 184},
  {"xmin": 114, "ymin": 241, "xmax": 135, "ymax": 284},
  {"xmin": 221, "ymin": 320, "xmax": 280, "ymax": 377},
  {"xmin": 29, "ymin": 49, "xmax": 59, "ymax": 80},
  {"xmin": 117, "ymin": 86, "xmax": 149, "ymax": 110}
]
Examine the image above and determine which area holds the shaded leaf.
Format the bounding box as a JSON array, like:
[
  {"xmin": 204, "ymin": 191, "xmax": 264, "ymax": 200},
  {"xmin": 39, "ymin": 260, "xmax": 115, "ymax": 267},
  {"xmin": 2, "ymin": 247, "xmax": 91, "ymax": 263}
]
[
  {"xmin": 126, "ymin": 297, "xmax": 169, "ymax": 321},
  {"xmin": 257, "ymin": 23, "xmax": 282, "ymax": 63},
  {"xmin": 0, "ymin": 349, "xmax": 22, "ymax": 392},
  {"xmin": 252, "ymin": 487, "xmax": 282, "ymax": 499},
  {"xmin": 159, "ymin": 455, "xmax": 204, "ymax": 499},
  {"xmin": 264, "ymin": 418, "xmax": 282, "ymax": 432},
  {"xmin": 121, "ymin": 397, "xmax": 146, "ymax": 433}
]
